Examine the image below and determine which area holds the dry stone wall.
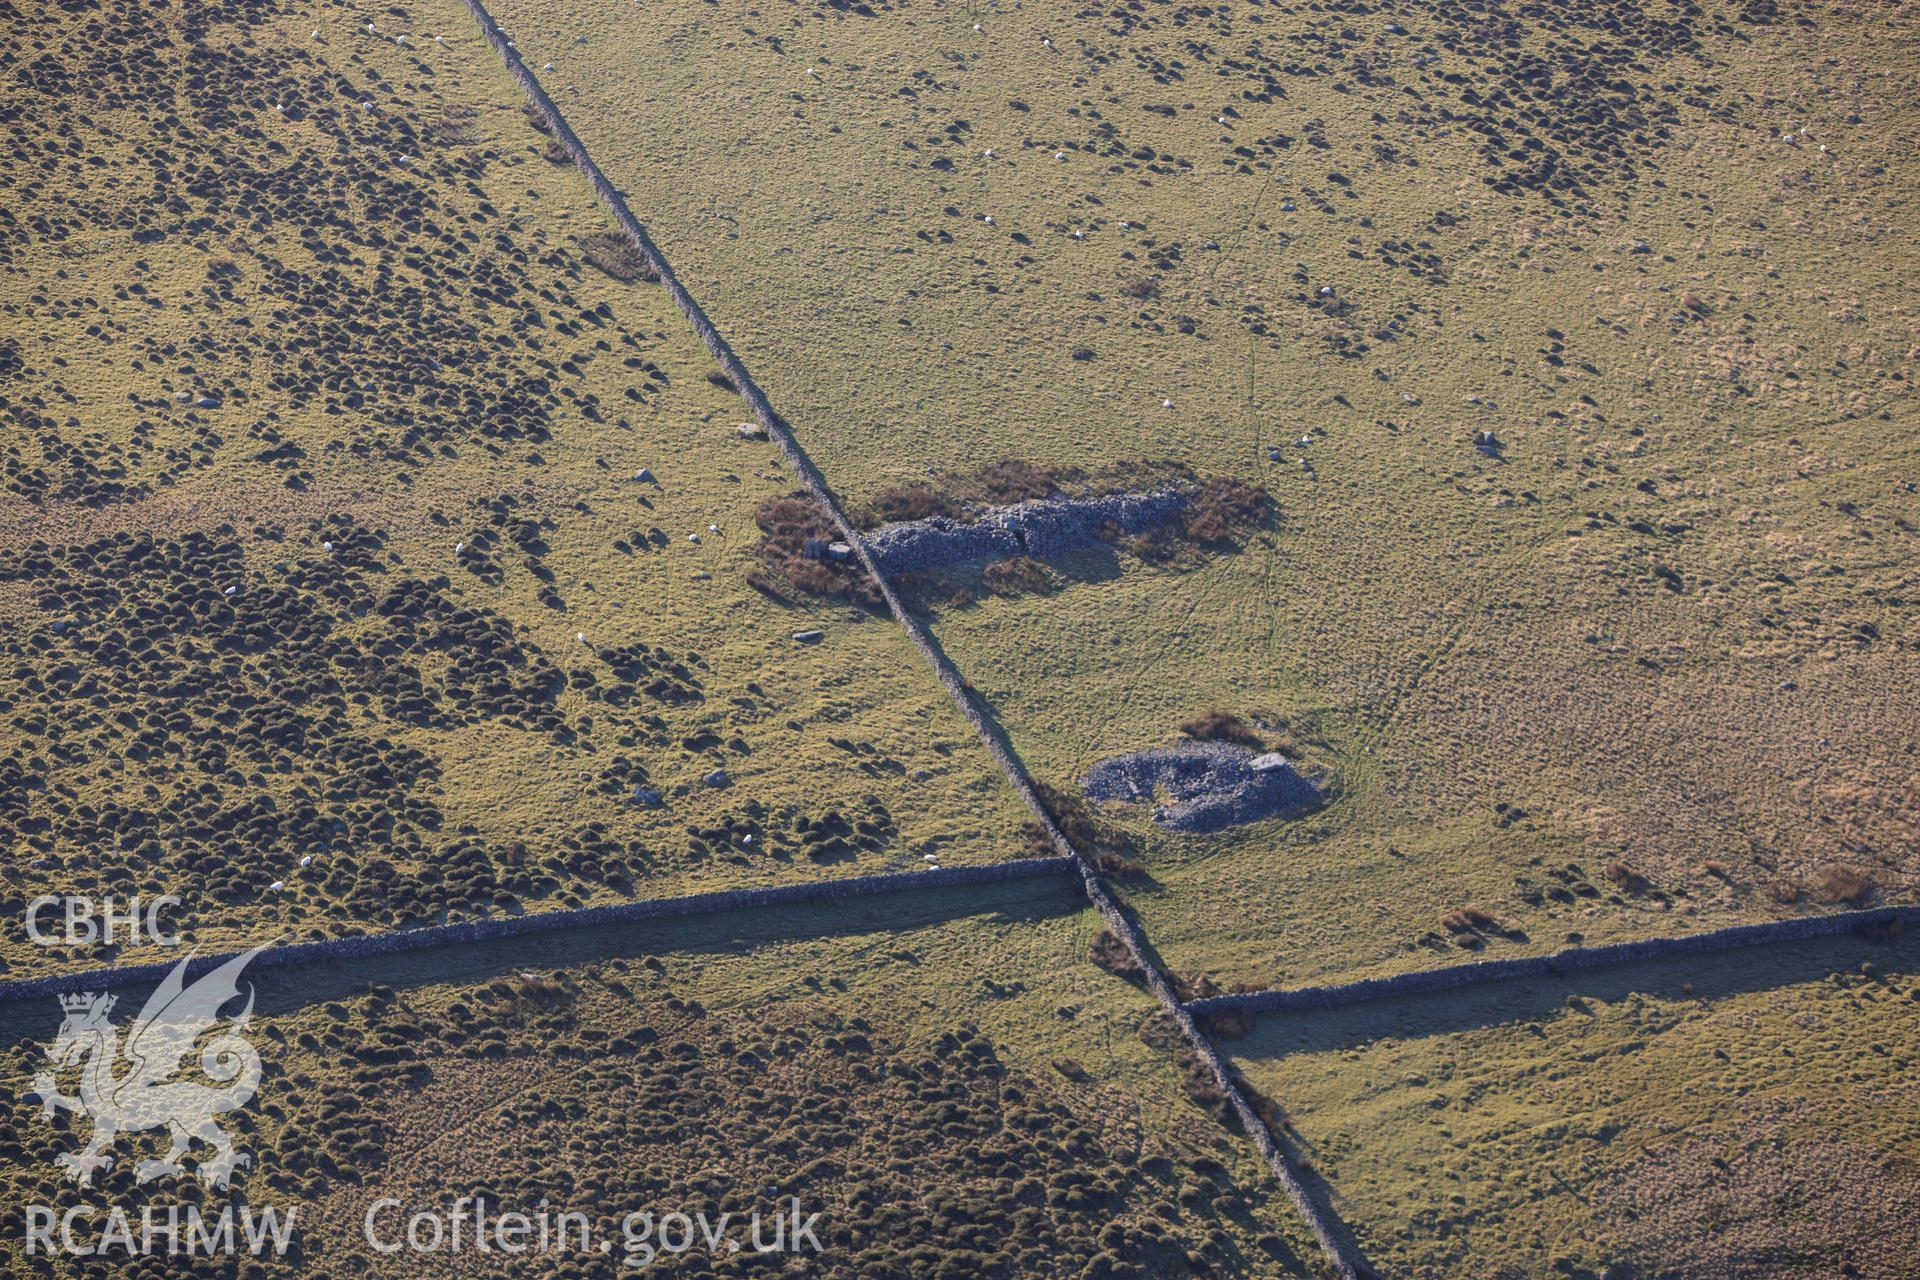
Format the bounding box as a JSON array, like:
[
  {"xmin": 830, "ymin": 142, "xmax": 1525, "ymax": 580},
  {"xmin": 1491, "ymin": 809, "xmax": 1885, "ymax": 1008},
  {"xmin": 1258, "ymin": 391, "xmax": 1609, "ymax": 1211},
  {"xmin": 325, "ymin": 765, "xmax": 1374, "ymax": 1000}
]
[
  {"xmin": 1187, "ymin": 903, "xmax": 1920, "ymax": 1018},
  {"xmin": 447, "ymin": 9, "xmax": 1369, "ymax": 1272},
  {"xmin": 0, "ymin": 857, "xmax": 1074, "ymax": 1005}
]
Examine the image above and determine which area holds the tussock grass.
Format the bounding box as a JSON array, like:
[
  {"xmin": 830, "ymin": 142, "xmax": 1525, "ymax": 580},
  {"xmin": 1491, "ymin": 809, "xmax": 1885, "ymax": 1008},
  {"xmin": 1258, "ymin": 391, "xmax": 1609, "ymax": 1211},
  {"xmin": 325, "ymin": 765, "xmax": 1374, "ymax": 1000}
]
[
  {"xmin": 1180, "ymin": 710, "xmax": 1265, "ymax": 751},
  {"xmin": 578, "ymin": 230, "xmax": 658, "ymax": 283}
]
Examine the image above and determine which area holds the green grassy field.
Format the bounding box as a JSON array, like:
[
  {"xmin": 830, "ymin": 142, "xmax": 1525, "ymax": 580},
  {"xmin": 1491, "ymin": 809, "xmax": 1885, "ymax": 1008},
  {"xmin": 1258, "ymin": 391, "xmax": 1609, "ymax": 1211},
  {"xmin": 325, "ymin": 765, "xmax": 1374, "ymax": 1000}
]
[
  {"xmin": 0, "ymin": 0, "xmax": 1038, "ymax": 981},
  {"xmin": 1226, "ymin": 927, "xmax": 1920, "ymax": 1278},
  {"xmin": 485, "ymin": 0, "xmax": 1919, "ymax": 990}
]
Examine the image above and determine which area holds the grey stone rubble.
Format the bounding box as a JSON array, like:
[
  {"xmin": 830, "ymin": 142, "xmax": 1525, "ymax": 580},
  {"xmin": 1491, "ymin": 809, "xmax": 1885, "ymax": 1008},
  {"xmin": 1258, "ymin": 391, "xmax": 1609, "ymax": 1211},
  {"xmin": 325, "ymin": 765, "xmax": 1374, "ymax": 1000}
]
[
  {"xmin": 1082, "ymin": 741, "xmax": 1321, "ymax": 833},
  {"xmin": 861, "ymin": 486, "xmax": 1195, "ymax": 577}
]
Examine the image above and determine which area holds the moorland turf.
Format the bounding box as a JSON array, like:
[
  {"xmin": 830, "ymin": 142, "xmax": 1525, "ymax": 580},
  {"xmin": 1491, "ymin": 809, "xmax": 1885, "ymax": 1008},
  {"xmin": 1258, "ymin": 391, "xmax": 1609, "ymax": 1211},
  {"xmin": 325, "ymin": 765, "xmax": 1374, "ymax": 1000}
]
[
  {"xmin": 0, "ymin": 0, "xmax": 1038, "ymax": 981},
  {"xmin": 1228, "ymin": 927, "xmax": 1920, "ymax": 1279},
  {"xmin": 486, "ymin": 0, "xmax": 1919, "ymax": 990},
  {"xmin": 4, "ymin": 0, "xmax": 1917, "ymax": 1276},
  {"xmin": 0, "ymin": 881, "xmax": 1325, "ymax": 1277}
]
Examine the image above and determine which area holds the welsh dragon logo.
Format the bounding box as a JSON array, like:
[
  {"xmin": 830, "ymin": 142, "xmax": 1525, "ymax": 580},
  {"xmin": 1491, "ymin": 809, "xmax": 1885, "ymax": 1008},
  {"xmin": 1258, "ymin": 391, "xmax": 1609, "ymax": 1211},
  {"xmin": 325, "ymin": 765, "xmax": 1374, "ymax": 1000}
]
[{"xmin": 28, "ymin": 947, "xmax": 267, "ymax": 1189}]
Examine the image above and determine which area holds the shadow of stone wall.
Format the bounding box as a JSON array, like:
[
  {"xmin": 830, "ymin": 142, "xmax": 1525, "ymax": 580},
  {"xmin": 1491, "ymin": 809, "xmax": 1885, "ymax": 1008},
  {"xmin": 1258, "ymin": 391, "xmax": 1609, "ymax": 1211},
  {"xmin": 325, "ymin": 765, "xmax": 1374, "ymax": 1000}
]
[{"xmin": 1187, "ymin": 904, "xmax": 1920, "ymax": 1018}]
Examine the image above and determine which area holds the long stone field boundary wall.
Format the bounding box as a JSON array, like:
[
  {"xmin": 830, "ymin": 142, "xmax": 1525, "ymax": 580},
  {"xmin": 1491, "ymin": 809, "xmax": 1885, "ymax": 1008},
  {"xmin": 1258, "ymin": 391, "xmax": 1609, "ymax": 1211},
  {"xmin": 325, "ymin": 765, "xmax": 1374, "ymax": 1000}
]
[
  {"xmin": 1186, "ymin": 903, "xmax": 1920, "ymax": 1019},
  {"xmin": 455, "ymin": 6, "xmax": 1367, "ymax": 1274},
  {"xmin": 0, "ymin": 857, "xmax": 1074, "ymax": 1006}
]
